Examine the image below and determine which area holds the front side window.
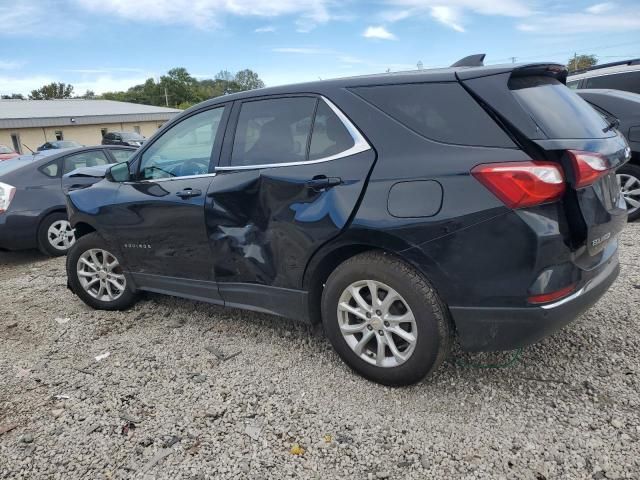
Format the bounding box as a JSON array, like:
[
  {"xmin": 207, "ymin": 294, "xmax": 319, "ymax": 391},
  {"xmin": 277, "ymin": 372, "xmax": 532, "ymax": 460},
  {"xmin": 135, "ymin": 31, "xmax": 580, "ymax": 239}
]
[
  {"xmin": 63, "ymin": 150, "xmax": 110, "ymax": 174},
  {"xmin": 231, "ymin": 97, "xmax": 316, "ymax": 167},
  {"xmin": 139, "ymin": 107, "xmax": 224, "ymax": 180}
]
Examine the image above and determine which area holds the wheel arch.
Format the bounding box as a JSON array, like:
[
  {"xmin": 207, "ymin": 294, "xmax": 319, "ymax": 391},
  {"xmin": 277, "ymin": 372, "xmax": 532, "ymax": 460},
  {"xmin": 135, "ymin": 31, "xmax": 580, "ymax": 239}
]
[{"xmin": 302, "ymin": 230, "xmax": 445, "ymax": 325}]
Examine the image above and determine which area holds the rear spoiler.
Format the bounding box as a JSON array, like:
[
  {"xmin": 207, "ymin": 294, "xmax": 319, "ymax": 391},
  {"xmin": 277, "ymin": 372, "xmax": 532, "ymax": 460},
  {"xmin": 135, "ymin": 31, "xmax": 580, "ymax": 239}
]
[
  {"xmin": 455, "ymin": 62, "xmax": 568, "ymax": 83},
  {"xmin": 450, "ymin": 54, "xmax": 486, "ymax": 67}
]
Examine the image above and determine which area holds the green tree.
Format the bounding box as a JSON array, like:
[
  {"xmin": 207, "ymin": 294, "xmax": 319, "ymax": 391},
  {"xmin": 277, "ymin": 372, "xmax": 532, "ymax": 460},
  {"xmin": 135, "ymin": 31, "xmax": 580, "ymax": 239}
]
[
  {"xmin": 29, "ymin": 82, "xmax": 74, "ymax": 100},
  {"xmin": 567, "ymin": 54, "xmax": 598, "ymax": 72},
  {"xmin": 1, "ymin": 93, "xmax": 25, "ymax": 99},
  {"xmin": 234, "ymin": 69, "xmax": 265, "ymax": 91}
]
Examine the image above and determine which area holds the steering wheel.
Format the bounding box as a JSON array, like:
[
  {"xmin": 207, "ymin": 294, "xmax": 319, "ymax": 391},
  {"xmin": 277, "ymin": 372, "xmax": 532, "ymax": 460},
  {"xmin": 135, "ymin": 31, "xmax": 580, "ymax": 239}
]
[{"xmin": 179, "ymin": 159, "xmax": 209, "ymax": 176}]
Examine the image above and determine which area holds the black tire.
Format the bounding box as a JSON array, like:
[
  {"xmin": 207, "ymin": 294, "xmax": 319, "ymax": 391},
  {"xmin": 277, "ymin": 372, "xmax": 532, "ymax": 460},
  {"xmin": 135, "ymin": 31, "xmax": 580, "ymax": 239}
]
[
  {"xmin": 66, "ymin": 232, "xmax": 138, "ymax": 310},
  {"xmin": 321, "ymin": 251, "xmax": 451, "ymax": 386},
  {"xmin": 618, "ymin": 163, "xmax": 640, "ymax": 222},
  {"xmin": 37, "ymin": 212, "xmax": 75, "ymax": 257}
]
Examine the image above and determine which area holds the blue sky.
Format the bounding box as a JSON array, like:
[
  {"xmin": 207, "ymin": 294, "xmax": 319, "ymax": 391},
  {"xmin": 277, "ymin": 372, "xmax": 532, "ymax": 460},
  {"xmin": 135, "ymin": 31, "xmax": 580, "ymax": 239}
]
[{"xmin": 1, "ymin": 0, "xmax": 639, "ymax": 96}]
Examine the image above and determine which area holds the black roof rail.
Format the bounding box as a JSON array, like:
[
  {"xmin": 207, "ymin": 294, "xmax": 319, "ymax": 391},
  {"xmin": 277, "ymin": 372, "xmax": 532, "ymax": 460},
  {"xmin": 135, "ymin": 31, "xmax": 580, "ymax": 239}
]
[
  {"xmin": 450, "ymin": 54, "xmax": 486, "ymax": 68},
  {"xmin": 572, "ymin": 58, "xmax": 640, "ymax": 75}
]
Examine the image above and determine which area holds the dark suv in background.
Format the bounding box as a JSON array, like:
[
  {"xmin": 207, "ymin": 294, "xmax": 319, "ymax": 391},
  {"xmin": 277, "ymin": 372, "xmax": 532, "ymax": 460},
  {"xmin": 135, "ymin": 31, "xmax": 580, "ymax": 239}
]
[
  {"xmin": 65, "ymin": 61, "xmax": 629, "ymax": 386},
  {"xmin": 102, "ymin": 131, "xmax": 146, "ymax": 147}
]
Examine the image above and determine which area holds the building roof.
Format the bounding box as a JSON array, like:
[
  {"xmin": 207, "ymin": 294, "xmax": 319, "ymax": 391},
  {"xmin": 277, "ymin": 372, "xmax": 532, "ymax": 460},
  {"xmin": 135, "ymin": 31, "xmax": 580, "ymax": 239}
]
[{"xmin": 0, "ymin": 99, "xmax": 181, "ymax": 129}]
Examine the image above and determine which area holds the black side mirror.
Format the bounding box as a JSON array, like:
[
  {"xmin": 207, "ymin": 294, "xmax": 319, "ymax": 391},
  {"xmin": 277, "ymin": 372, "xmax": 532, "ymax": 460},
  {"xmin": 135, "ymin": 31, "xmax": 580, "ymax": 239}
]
[{"xmin": 106, "ymin": 161, "xmax": 131, "ymax": 183}]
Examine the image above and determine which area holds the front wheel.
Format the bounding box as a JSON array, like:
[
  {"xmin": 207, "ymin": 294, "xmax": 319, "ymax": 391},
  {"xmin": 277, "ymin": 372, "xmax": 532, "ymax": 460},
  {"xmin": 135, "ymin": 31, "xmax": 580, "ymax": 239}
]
[
  {"xmin": 66, "ymin": 233, "xmax": 138, "ymax": 310},
  {"xmin": 618, "ymin": 163, "xmax": 640, "ymax": 222},
  {"xmin": 321, "ymin": 251, "xmax": 451, "ymax": 386}
]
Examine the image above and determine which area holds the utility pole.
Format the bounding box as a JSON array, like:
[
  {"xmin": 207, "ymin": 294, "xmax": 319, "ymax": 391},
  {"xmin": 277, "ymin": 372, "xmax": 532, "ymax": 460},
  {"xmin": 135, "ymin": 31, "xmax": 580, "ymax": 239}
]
[
  {"xmin": 164, "ymin": 87, "xmax": 169, "ymax": 107},
  {"xmin": 510, "ymin": 56, "xmax": 517, "ymax": 63},
  {"xmin": 572, "ymin": 52, "xmax": 577, "ymax": 72}
]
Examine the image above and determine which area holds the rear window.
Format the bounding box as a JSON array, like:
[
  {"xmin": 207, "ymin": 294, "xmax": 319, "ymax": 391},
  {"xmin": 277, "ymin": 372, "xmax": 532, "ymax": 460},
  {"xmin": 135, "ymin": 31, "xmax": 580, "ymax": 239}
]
[
  {"xmin": 351, "ymin": 82, "xmax": 514, "ymax": 147},
  {"xmin": 509, "ymin": 76, "xmax": 611, "ymax": 139}
]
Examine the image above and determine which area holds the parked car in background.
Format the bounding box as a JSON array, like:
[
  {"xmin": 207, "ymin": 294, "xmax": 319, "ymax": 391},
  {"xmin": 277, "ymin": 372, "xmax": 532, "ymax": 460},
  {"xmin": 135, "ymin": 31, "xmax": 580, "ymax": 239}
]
[
  {"xmin": 577, "ymin": 89, "xmax": 640, "ymax": 221},
  {"xmin": 0, "ymin": 144, "xmax": 19, "ymax": 161},
  {"xmin": 102, "ymin": 131, "xmax": 146, "ymax": 147},
  {"xmin": 0, "ymin": 146, "xmax": 135, "ymax": 256},
  {"xmin": 37, "ymin": 140, "xmax": 83, "ymax": 151},
  {"xmin": 65, "ymin": 60, "xmax": 628, "ymax": 386},
  {"xmin": 567, "ymin": 58, "xmax": 640, "ymax": 94}
]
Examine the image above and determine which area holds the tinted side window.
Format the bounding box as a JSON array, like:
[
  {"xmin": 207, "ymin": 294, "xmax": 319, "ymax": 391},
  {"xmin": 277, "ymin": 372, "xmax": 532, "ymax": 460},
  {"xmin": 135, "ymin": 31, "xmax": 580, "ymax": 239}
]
[
  {"xmin": 110, "ymin": 149, "xmax": 134, "ymax": 163},
  {"xmin": 584, "ymin": 71, "xmax": 640, "ymax": 94},
  {"xmin": 309, "ymin": 101, "xmax": 355, "ymax": 160},
  {"xmin": 63, "ymin": 151, "xmax": 110, "ymax": 174},
  {"xmin": 140, "ymin": 107, "xmax": 223, "ymax": 180},
  {"xmin": 231, "ymin": 97, "xmax": 317, "ymax": 167},
  {"xmin": 351, "ymin": 82, "xmax": 514, "ymax": 147},
  {"xmin": 40, "ymin": 161, "xmax": 59, "ymax": 177}
]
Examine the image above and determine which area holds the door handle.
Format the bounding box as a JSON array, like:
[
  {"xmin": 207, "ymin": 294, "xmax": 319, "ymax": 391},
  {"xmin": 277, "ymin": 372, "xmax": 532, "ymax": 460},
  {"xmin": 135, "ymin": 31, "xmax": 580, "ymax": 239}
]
[
  {"xmin": 176, "ymin": 188, "xmax": 202, "ymax": 199},
  {"xmin": 306, "ymin": 176, "xmax": 343, "ymax": 191}
]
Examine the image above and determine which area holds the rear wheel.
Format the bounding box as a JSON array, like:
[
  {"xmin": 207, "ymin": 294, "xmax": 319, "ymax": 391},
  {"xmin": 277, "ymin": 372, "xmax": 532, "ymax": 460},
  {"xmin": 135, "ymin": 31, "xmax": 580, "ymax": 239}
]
[
  {"xmin": 66, "ymin": 233, "xmax": 137, "ymax": 310},
  {"xmin": 322, "ymin": 251, "xmax": 451, "ymax": 386},
  {"xmin": 38, "ymin": 212, "xmax": 76, "ymax": 256},
  {"xmin": 617, "ymin": 163, "xmax": 640, "ymax": 222}
]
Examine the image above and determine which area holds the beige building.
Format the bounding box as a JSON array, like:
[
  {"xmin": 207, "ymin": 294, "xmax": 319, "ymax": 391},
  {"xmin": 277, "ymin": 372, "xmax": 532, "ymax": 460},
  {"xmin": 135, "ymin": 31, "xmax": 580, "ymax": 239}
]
[{"xmin": 0, "ymin": 99, "xmax": 181, "ymax": 153}]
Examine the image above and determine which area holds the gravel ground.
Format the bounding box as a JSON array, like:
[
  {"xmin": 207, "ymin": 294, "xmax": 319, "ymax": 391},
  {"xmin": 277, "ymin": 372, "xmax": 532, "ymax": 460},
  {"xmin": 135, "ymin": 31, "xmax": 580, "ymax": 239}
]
[{"xmin": 1, "ymin": 224, "xmax": 639, "ymax": 480}]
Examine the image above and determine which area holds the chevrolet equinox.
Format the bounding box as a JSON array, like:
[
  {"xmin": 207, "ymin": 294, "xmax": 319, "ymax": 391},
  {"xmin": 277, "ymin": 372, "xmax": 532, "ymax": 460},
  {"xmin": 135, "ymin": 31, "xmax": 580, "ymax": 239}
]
[{"xmin": 65, "ymin": 60, "xmax": 629, "ymax": 386}]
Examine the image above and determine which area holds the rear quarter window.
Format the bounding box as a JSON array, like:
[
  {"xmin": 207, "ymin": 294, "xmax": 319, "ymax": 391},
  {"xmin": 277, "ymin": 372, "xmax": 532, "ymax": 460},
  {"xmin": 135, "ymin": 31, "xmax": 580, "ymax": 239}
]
[
  {"xmin": 350, "ymin": 82, "xmax": 515, "ymax": 148},
  {"xmin": 509, "ymin": 76, "xmax": 611, "ymax": 139}
]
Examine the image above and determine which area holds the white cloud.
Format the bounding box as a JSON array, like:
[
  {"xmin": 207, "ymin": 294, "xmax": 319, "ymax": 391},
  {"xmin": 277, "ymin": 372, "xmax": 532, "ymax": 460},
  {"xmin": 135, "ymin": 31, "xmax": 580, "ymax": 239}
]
[
  {"xmin": 75, "ymin": 0, "xmax": 333, "ymax": 31},
  {"xmin": 254, "ymin": 25, "xmax": 276, "ymax": 33},
  {"xmin": 362, "ymin": 26, "xmax": 397, "ymax": 40},
  {"xmin": 585, "ymin": 2, "xmax": 615, "ymax": 14},
  {"xmin": 517, "ymin": 10, "xmax": 640, "ymax": 33},
  {"xmin": 382, "ymin": 0, "xmax": 533, "ymax": 31},
  {"xmin": 430, "ymin": 6, "xmax": 465, "ymax": 32},
  {"xmin": 0, "ymin": 1, "xmax": 83, "ymax": 37}
]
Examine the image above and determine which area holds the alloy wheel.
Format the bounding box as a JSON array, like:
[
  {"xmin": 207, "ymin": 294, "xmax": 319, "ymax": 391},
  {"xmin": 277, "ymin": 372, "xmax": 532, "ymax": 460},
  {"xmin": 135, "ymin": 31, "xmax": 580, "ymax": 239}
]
[
  {"xmin": 337, "ymin": 280, "xmax": 417, "ymax": 368},
  {"xmin": 76, "ymin": 249, "xmax": 126, "ymax": 302},
  {"xmin": 617, "ymin": 173, "xmax": 640, "ymax": 215},
  {"xmin": 47, "ymin": 220, "xmax": 75, "ymax": 251}
]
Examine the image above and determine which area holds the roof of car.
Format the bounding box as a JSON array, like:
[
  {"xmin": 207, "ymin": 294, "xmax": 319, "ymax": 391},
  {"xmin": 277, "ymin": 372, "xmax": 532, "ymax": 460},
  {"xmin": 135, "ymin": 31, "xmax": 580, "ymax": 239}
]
[
  {"xmin": 576, "ymin": 88, "xmax": 640, "ymax": 101},
  {"xmin": 194, "ymin": 62, "xmax": 565, "ymax": 109},
  {"xmin": 17, "ymin": 145, "xmax": 136, "ymax": 163}
]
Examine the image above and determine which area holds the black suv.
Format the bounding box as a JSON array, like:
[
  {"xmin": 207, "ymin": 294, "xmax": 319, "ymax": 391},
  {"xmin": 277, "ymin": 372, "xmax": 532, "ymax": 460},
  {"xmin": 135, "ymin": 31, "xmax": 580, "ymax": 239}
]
[
  {"xmin": 65, "ymin": 61, "xmax": 629, "ymax": 386},
  {"xmin": 102, "ymin": 131, "xmax": 146, "ymax": 147}
]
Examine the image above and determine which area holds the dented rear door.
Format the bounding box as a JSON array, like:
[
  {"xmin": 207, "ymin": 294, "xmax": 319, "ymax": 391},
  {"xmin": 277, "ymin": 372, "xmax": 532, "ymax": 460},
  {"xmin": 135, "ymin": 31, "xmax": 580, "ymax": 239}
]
[{"xmin": 205, "ymin": 95, "xmax": 375, "ymax": 295}]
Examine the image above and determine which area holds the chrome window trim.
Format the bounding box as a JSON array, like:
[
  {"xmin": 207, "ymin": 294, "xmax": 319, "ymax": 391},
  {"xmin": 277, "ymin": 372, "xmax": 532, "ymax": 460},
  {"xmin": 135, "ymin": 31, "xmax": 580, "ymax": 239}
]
[
  {"xmin": 131, "ymin": 173, "xmax": 217, "ymax": 184},
  {"xmin": 216, "ymin": 96, "xmax": 371, "ymax": 171}
]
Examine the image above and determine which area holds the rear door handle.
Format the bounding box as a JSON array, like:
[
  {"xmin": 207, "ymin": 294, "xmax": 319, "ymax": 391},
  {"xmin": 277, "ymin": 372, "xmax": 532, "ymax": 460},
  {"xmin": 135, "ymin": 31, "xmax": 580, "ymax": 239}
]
[
  {"xmin": 176, "ymin": 188, "xmax": 202, "ymax": 199},
  {"xmin": 306, "ymin": 176, "xmax": 343, "ymax": 191}
]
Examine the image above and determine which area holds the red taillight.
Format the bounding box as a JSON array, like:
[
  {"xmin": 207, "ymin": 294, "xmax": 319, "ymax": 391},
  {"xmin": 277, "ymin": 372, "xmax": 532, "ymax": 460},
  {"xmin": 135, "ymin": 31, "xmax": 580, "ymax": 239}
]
[
  {"xmin": 567, "ymin": 150, "xmax": 609, "ymax": 188},
  {"xmin": 528, "ymin": 284, "xmax": 576, "ymax": 304},
  {"xmin": 471, "ymin": 161, "xmax": 565, "ymax": 209}
]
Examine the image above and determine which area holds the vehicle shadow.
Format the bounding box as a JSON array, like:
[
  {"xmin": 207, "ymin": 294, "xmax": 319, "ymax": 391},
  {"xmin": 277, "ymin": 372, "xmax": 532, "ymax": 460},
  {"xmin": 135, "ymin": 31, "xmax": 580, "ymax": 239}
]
[{"xmin": 0, "ymin": 249, "xmax": 51, "ymax": 267}]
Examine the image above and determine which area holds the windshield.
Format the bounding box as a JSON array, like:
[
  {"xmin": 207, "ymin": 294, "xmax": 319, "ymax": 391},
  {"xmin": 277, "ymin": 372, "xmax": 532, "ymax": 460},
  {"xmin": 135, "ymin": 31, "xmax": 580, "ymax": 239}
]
[
  {"xmin": 121, "ymin": 132, "xmax": 144, "ymax": 140},
  {"xmin": 0, "ymin": 145, "xmax": 13, "ymax": 154},
  {"xmin": 509, "ymin": 76, "xmax": 612, "ymax": 139}
]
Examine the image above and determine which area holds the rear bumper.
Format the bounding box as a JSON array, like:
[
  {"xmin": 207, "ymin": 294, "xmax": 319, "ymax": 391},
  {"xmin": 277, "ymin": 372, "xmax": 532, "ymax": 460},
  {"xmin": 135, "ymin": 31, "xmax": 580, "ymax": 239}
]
[
  {"xmin": 0, "ymin": 211, "xmax": 40, "ymax": 251},
  {"xmin": 450, "ymin": 251, "xmax": 620, "ymax": 352}
]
